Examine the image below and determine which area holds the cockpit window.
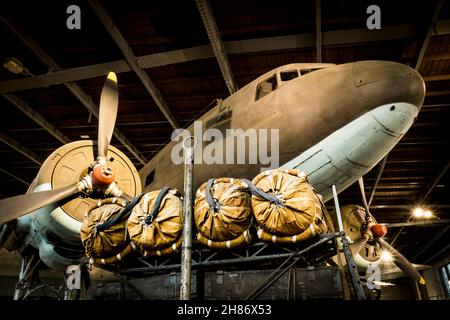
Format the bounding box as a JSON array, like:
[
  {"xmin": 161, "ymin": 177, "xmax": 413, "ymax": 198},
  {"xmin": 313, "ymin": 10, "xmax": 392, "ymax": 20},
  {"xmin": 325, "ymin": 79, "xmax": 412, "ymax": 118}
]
[
  {"xmin": 300, "ymin": 68, "xmax": 322, "ymax": 75},
  {"xmin": 280, "ymin": 70, "xmax": 299, "ymax": 82},
  {"xmin": 255, "ymin": 75, "xmax": 277, "ymax": 101}
]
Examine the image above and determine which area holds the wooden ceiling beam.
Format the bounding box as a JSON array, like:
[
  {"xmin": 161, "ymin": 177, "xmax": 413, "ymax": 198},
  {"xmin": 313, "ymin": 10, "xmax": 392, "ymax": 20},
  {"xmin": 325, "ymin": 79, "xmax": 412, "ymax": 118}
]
[
  {"xmin": 412, "ymin": 0, "xmax": 445, "ymax": 71},
  {"xmin": 0, "ymin": 167, "xmax": 31, "ymax": 186},
  {"xmin": 2, "ymin": 94, "xmax": 70, "ymax": 145},
  {"xmin": 88, "ymin": 0, "xmax": 180, "ymax": 130},
  {"xmin": 423, "ymin": 74, "xmax": 450, "ymax": 81},
  {"xmin": 390, "ymin": 159, "xmax": 450, "ymax": 246},
  {"xmin": 0, "ymin": 131, "xmax": 43, "ymax": 165},
  {"xmin": 196, "ymin": 0, "xmax": 238, "ymax": 94},
  {"xmin": 0, "ymin": 23, "xmax": 428, "ymax": 94},
  {"xmin": 0, "ymin": 15, "xmax": 147, "ymax": 165}
]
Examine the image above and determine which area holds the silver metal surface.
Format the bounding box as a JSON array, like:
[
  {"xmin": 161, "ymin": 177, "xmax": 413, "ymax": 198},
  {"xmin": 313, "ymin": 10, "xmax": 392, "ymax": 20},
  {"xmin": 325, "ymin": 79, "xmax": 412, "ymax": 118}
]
[
  {"xmin": 332, "ymin": 185, "xmax": 344, "ymax": 232},
  {"xmin": 180, "ymin": 137, "xmax": 195, "ymax": 300}
]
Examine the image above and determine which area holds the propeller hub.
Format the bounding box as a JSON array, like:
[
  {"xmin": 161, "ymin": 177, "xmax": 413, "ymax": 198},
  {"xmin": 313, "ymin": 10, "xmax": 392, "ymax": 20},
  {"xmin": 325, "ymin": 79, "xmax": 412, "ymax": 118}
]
[
  {"xmin": 371, "ymin": 223, "xmax": 388, "ymax": 238},
  {"xmin": 92, "ymin": 165, "xmax": 115, "ymax": 187}
]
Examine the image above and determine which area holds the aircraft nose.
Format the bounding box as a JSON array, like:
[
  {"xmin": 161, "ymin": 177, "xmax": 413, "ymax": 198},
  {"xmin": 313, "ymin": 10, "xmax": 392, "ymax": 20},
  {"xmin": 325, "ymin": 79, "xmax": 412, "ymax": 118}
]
[
  {"xmin": 353, "ymin": 61, "xmax": 426, "ymax": 112},
  {"xmin": 352, "ymin": 61, "xmax": 425, "ymax": 137},
  {"xmin": 371, "ymin": 102, "xmax": 418, "ymax": 137}
]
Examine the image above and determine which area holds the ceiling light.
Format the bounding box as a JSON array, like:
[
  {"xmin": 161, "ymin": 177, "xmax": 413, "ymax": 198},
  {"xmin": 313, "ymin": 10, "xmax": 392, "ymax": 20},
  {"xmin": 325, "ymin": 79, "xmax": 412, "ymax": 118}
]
[
  {"xmin": 413, "ymin": 207, "xmax": 424, "ymax": 218},
  {"xmin": 80, "ymin": 135, "xmax": 90, "ymax": 139},
  {"xmin": 380, "ymin": 250, "xmax": 392, "ymax": 262},
  {"xmin": 3, "ymin": 57, "xmax": 24, "ymax": 74},
  {"xmin": 423, "ymin": 210, "xmax": 433, "ymax": 218}
]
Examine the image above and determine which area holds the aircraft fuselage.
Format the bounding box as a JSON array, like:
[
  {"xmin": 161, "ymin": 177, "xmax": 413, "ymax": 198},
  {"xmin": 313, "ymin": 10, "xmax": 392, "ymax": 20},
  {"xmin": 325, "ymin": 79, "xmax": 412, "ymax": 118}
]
[
  {"xmin": 140, "ymin": 61, "xmax": 425, "ymax": 201},
  {"xmin": 9, "ymin": 60, "xmax": 425, "ymax": 270}
]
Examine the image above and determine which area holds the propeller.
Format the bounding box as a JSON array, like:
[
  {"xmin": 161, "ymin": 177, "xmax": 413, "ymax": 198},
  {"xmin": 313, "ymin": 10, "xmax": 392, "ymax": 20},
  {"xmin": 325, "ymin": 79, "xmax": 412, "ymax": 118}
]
[
  {"xmin": 0, "ymin": 72, "xmax": 125, "ymax": 224},
  {"xmin": 344, "ymin": 178, "xmax": 371, "ymax": 256},
  {"xmin": 0, "ymin": 183, "xmax": 80, "ymax": 224},
  {"xmin": 351, "ymin": 177, "xmax": 426, "ymax": 285},
  {"xmin": 97, "ymin": 72, "xmax": 118, "ymax": 162},
  {"xmin": 350, "ymin": 234, "xmax": 369, "ymax": 256},
  {"xmin": 378, "ymin": 238, "xmax": 425, "ymax": 285}
]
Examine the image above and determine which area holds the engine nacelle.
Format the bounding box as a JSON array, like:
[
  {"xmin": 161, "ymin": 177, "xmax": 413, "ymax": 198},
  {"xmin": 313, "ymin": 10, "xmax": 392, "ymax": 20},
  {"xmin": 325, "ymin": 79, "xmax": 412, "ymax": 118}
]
[
  {"xmin": 17, "ymin": 140, "xmax": 142, "ymax": 269},
  {"xmin": 331, "ymin": 205, "xmax": 382, "ymax": 269}
]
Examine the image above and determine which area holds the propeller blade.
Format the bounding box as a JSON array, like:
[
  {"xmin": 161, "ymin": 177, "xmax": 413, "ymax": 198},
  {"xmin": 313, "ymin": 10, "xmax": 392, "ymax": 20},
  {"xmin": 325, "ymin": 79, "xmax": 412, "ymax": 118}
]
[
  {"xmin": 350, "ymin": 236, "xmax": 369, "ymax": 256},
  {"xmin": 97, "ymin": 72, "xmax": 118, "ymax": 160},
  {"xmin": 379, "ymin": 238, "xmax": 426, "ymax": 285},
  {"xmin": 0, "ymin": 183, "xmax": 79, "ymax": 224},
  {"xmin": 357, "ymin": 177, "xmax": 371, "ymax": 215}
]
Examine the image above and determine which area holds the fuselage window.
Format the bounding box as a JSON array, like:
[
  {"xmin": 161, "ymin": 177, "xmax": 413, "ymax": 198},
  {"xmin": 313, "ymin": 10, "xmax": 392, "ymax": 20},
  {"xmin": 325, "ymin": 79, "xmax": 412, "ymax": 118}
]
[
  {"xmin": 280, "ymin": 70, "xmax": 299, "ymax": 82},
  {"xmin": 300, "ymin": 68, "xmax": 322, "ymax": 75},
  {"xmin": 255, "ymin": 75, "xmax": 278, "ymax": 101}
]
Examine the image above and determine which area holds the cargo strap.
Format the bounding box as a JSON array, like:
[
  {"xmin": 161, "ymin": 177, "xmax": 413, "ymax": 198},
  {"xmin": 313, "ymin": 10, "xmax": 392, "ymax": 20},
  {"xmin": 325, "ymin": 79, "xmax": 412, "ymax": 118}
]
[
  {"xmin": 206, "ymin": 178, "xmax": 284, "ymax": 210},
  {"xmin": 96, "ymin": 194, "xmax": 145, "ymax": 232},
  {"xmin": 144, "ymin": 186, "xmax": 171, "ymax": 225},
  {"xmin": 243, "ymin": 179, "xmax": 284, "ymax": 207},
  {"xmin": 205, "ymin": 179, "xmax": 222, "ymax": 213}
]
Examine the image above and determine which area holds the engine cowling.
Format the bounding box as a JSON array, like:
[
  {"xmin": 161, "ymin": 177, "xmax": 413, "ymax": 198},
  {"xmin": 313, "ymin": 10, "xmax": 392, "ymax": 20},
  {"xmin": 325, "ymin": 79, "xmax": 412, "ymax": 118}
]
[
  {"xmin": 17, "ymin": 140, "xmax": 142, "ymax": 270},
  {"xmin": 330, "ymin": 205, "xmax": 383, "ymax": 269}
]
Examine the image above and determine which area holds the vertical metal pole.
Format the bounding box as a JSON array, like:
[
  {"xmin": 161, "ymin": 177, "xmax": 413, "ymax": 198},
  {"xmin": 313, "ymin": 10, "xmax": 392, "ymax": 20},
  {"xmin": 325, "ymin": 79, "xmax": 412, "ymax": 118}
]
[
  {"xmin": 180, "ymin": 137, "xmax": 195, "ymax": 300},
  {"xmin": 13, "ymin": 258, "xmax": 26, "ymax": 300},
  {"xmin": 332, "ymin": 184, "xmax": 366, "ymax": 300},
  {"xmin": 339, "ymin": 234, "xmax": 367, "ymax": 300},
  {"xmin": 13, "ymin": 287, "xmax": 21, "ymax": 300},
  {"xmin": 331, "ymin": 185, "xmax": 344, "ymax": 232}
]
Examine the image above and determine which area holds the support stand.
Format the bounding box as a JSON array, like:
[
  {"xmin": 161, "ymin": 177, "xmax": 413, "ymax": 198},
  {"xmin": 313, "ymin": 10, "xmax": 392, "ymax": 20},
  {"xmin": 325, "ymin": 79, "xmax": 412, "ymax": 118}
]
[
  {"xmin": 180, "ymin": 137, "xmax": 195, "ymax": 300},
  {"xmin": 331, "ymin": 184, "xmax": 366, "ymax": 300},
  {"xmin": 14, "ymin": 253, "xmax": 65, "ymax": 300},
  {"xmin": 245, "ymin": 234, "xmax": 334, "ymax": 300}
]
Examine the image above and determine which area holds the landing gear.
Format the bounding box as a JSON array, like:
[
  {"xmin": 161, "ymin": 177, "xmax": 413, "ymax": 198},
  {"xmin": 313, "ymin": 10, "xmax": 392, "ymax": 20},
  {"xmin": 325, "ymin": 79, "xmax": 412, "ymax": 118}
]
[
  {"xmin": 13, "ymin": 253, "xmax": 91, "ymax": 300},
  {"xmin": 13, "ymin": 253, "xmax": 64, "ymax": 300},
  {"xmin": 14, "ymin": 253, "xmax": 41, "ymax": 300}
]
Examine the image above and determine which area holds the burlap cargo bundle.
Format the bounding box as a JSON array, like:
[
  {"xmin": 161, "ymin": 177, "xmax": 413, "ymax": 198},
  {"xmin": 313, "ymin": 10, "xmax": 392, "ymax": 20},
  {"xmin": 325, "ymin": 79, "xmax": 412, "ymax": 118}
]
[
  {"xmin": 80, "ymin": 197, "xmax": 133, "ymax": 264},
  {"xmin": 127, "ymin": 188, "xmax": 183, "ymax": 256},
  {"xmin": 251, "ymin": 168, "xmax": 328, "ymax": 244},
  {"xmin": 139, "ymin": 235, "xmax": 183, "ymax": 257},
  {"xmin": 194, "ymin": 178, "xmax": 253, "ymax": 249}
]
